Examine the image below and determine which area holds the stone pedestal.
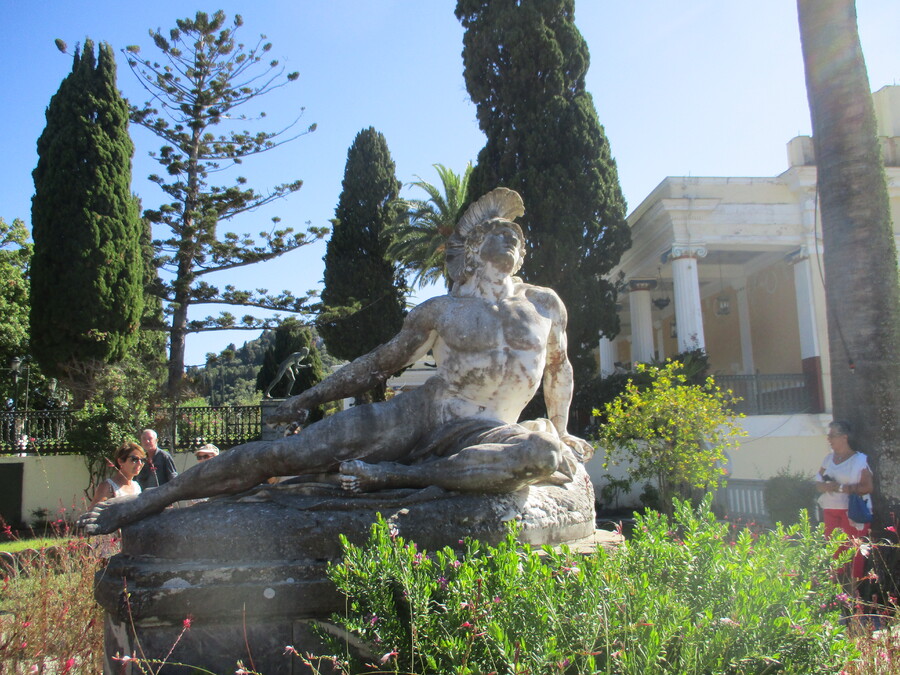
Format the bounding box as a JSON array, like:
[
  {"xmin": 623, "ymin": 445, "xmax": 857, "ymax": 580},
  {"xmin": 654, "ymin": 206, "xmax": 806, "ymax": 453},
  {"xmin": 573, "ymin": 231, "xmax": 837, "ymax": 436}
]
[
  {"xmin": 97, "ymin": 466, "xmax": 597, "ymax": 674},
  {"xmin": 260, "ymin": 398, "xmax": 289, "ymax": 440}
]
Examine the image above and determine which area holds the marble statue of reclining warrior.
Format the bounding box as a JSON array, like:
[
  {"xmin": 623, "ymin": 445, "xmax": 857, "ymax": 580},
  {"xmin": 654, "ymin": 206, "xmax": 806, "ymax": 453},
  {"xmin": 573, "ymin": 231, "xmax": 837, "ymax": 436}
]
[{"xmin": 79, "ymin": 188, "xmax": 594, "ymax": 535}]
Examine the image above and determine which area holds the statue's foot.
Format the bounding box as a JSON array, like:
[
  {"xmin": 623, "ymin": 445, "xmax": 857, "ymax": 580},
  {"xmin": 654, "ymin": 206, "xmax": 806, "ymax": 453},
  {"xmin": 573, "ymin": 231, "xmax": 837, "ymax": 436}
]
[
  {"xmin": 77, "ymin": 494, "xmax": 143, "ymax": 535},
  {"xmin": 339, "ymin": 460, "xmax": 391, "ymax": 493}
]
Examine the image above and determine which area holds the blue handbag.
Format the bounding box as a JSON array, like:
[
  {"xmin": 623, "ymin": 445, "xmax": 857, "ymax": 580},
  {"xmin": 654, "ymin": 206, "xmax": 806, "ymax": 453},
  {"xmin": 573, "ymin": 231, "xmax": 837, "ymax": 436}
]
[{"xmin": 848, "ymin": 493, "xmax": 873, "ymax": 523}]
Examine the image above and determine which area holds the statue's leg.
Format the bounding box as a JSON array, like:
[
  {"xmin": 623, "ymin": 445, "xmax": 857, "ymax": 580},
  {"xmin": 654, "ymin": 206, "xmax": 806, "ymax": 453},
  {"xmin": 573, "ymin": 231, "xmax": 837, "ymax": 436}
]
[
  {"xmin": 340, "ymin": 426, "xmax": 563, "ymax": 494},
  {"xmin": 283, "ymin": 368, "xmax": 296, "ymax": 397},
  {"xmin": 79, "ymin": 391, "xmax": 432, "ymax": 534}
]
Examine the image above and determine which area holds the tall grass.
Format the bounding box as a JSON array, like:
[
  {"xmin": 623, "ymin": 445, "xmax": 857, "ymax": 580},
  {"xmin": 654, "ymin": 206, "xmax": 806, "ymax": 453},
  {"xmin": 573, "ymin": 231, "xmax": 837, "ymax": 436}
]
[{"xmin": 0, "ymin": 532, "xmax": 109, "ymax": 673}]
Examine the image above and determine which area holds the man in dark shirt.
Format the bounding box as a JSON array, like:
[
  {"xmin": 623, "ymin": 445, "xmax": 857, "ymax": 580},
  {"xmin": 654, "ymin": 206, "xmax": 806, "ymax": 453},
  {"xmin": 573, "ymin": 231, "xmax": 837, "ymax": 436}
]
[{"xmin": 136, "ymin": 428, "xmax": 178, "ymax": 489}]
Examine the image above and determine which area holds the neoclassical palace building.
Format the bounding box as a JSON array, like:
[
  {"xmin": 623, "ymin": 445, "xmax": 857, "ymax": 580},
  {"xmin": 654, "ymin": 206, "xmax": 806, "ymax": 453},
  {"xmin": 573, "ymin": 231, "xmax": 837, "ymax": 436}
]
[{"xmin": 593, "ymin": 86, "xmax": 900, "ymax": 511}]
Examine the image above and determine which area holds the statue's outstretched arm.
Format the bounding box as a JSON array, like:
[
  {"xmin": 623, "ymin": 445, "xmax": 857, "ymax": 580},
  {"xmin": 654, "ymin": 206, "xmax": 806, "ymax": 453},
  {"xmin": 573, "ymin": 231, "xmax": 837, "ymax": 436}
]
[
  {"xmin": 270, "ymin": 300, "xmax": 441, "ymax": 423},
  {"xmin": 539, "ymin": 290, "xmax": 593, "ymax": 462}
]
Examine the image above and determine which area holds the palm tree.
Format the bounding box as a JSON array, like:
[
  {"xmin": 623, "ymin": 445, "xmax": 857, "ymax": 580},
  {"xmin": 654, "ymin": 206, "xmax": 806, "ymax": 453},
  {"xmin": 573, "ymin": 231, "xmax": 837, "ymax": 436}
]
[
  {"xmin": 797, "ymin": 0, "xmax": 900, "ymax": 517},
  {"xmin": 387, "ymin": 163, "xmax": 473, "ymax": 289}
]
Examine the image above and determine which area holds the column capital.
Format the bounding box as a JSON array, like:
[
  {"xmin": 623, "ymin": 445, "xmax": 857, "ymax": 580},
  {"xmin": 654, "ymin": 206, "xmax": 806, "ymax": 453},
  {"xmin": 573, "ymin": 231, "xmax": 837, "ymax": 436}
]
[
  {"xmin": 627, "ymin": 279, "xmax": 658, "ymax": 292},
  {"xmin": 663, "ymin": 244, "xmax": 708, "ymax": 262}
]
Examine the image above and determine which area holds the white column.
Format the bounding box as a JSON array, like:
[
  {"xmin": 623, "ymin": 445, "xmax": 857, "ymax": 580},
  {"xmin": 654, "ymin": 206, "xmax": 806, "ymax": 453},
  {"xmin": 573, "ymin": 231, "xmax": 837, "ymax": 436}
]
[
  {"xmin": 654, "ymin": 321, "xmax": 666, "ymax": 361},
  {"xmin": 735, "ymin": 283, "xmax": 754, "ymax": 374},
  {"xmin": 599, "ymin": 335, "xmax": 617, "ymax": 377},
  {"xmin": 789, "ymin": 248, "xmax": 820, "ymax": 359},
  {"xmin": 670, "ymin": 245, "xmax": 707, "ymax": 352},
  {"xmin": 628, "ymin": 281, "xmax": 655, "ymax": 363}
]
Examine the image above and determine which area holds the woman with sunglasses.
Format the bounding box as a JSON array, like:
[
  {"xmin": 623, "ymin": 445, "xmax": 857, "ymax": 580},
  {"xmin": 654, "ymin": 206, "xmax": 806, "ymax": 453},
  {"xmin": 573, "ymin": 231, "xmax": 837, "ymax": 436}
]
[
  {"xmin": 815, "ymin": 419, "xmax": 873, "ymax": 580},
  {"xmin": 88, "ymin": 442, "xmax": 146, "ymax": 509}
]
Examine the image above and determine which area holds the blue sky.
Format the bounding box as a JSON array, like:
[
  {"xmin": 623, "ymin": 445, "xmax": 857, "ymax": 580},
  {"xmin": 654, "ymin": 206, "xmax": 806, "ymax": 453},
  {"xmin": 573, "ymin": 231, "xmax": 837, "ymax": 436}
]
[{"xmin": 3, "ymin": 1, "xmax": 899, "ymax": 366}]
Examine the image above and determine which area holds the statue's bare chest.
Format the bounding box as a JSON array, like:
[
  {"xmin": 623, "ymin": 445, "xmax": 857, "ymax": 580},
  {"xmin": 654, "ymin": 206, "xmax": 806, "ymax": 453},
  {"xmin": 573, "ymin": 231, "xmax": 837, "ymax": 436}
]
[{"xmin": 436, "ymin": 297, "xmax": 549, "ymax": 353}]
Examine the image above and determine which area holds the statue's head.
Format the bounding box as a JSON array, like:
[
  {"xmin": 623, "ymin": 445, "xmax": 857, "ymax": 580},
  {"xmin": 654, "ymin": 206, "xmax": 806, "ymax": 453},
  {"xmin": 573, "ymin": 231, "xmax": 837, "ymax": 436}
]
[{"xmin": 446, "ymin": 188, "xmax": 526, "ymax": 286}]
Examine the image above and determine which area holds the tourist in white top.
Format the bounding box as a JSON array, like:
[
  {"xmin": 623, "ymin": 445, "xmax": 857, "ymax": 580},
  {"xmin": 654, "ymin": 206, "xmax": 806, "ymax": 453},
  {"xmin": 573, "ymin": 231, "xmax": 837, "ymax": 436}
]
[
  {"xmin": 815, "ymin": 420, "xmax": 873, "ymax": 579},
  {"xmin": 87, "ymin": 442, "xmax": 145, "ymax": 510}
]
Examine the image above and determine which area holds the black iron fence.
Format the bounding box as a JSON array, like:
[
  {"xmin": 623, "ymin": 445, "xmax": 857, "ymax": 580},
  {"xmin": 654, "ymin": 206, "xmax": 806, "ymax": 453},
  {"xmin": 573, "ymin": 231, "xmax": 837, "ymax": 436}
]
[
  {"xmin": 0, "ymin": 410, "xmax": 73, "ymax": 454},
  {"xmin": 715, "ymin": 373, "xmax": 812, "ymax": 415},
  {"xmin": 151, "ymin": 405, "xmax": 262, "ymax": 452},
  {"xmin": 0, "ymin": 405, "xmax": 262, "ymax": 455}
]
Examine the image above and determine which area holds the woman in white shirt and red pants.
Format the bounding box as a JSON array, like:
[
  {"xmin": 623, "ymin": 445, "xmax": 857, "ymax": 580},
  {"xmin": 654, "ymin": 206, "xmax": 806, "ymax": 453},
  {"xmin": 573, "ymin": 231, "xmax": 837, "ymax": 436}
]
[{"xmin": 816, "ymin": 419, "xmax": 874, "ymax": 580}]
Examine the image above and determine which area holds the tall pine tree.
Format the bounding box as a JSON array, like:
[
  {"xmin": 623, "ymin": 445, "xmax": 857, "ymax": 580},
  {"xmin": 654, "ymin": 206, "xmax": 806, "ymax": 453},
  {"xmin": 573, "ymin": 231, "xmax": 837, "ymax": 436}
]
[
  {"xmin": 455, "ymin": 0, "xmax": 631, "ymax": 400},
  {"xmin": 124, "ymin": 11, "xmax": 323, "ymax": 398},
  {"xmin": 318, "ymin": 127, "xmax": 408, "ymax": 402},
  {"xmin": 31, "ymin": 40, "xmax": 144, "ymax": 382}
]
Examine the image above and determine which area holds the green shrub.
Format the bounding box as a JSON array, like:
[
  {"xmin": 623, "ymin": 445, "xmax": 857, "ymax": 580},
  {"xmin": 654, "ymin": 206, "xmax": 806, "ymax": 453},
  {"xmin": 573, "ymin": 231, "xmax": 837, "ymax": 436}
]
[
  {"xmin": 764, "ymin": 467, "xmax": 818, "ymax": 526},
  {"xmin": 596, "ymin": 360, "xmax": 745, "ymax": 516},
  {"xmin": 323, "ymin": 497, "xmax": 855, "ymax": 674}
]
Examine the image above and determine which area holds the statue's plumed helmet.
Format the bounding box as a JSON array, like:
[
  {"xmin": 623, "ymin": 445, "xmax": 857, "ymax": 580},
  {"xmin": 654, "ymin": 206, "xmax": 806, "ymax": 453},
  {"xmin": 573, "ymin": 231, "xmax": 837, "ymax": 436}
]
[{"xmin": 446, "ymin": 188, "xmax": 526, "ymax": 285}]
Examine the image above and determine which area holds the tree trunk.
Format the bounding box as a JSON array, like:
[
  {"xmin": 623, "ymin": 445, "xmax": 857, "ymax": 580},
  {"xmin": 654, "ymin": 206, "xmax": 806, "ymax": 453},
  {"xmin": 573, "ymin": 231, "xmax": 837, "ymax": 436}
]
[{"xmin": 797, "ymin": 0, "xmax": 900, "ymax": 521}]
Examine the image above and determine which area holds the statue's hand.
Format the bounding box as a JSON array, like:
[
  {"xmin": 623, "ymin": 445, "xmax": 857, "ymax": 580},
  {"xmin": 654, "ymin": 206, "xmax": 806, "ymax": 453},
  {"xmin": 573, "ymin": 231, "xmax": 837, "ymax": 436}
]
[
  {"xmin": 560, "ymin": 433, "xmax": 594, "ymax": 463},
  {"xmin": 269, "ymin": 395, "xmax": 312, "ymax": 425}
]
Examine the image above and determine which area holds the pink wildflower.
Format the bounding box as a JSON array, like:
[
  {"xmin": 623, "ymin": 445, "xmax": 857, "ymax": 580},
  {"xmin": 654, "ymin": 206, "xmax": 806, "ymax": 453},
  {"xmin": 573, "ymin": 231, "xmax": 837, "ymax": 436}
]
[{"xmin": 379, "ymin": 650, "xmax": 399, "ymax": 664}]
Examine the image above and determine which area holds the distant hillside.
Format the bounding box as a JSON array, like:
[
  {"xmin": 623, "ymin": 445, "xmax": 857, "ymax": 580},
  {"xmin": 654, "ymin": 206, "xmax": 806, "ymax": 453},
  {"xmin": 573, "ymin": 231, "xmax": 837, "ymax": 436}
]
[{"xmin": 186, "ymin": 327, "xmax": 342, "ymax": 405}]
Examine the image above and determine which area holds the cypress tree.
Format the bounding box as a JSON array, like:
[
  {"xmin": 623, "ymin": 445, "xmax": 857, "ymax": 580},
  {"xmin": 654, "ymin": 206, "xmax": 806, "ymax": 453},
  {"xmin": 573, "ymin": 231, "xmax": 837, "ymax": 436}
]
[
  {"xmin": 455, "ymin": 0, "xmax": 631, "ymax": 399},
  {"xmin": 318, "ymin": 127, "xmax": 408, "ymax": 402},
  {"xmin": 31, "ymin": 40, "xmax": 144, "ymax": 380}
]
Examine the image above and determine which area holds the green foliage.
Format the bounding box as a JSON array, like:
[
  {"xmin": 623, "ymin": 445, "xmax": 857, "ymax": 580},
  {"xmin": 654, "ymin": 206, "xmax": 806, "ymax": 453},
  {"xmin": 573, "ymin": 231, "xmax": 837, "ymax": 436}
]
[
  {"xmin": 0, "ymin": 218, "xmax": 32, "ymax": 403},
  {"xmin": 192, "ymin": 340, "xmax": 263, "ymax": 407},
  {"xmin": 65, "ymin": 358, "xmax": 155, "ymax": 492},
  {"xmin": 256, "ymin": 320, "xmax": 326, "ymax": 421},
  {"xmin": 124, "ymin": 10, "xmax": 325, "ymax": 396},
  {"xmin": 764, "ymin": 467, "xmax": 818, "ymax": 526},
  {"xmin": 325, "ymin": 498, "xmax": 854, "ymax": 674},
  {"xmin": 456, "ymin": 0, "xmax": 631, "ymax": 395},
  {"xmin": 578, "ymin": 348, "xmax": 710, "ymax": 426},
  {"xmin": 30, "ymin": 40, "xmax": 144, "ymax": 380},
  {"xmin": 387, "ymin": 163, "xmax": 473, "ymax": 289},
  {"xmin": 598, "ymin": 475, "xmax": 632, "ymax": 512},
  {"xmin": 596, "ymin": 360, "xmax": 744, "ymax": 515},
  {"xmin": 318, "ymin": 127, "xmax": 408, "ymax": 401}
]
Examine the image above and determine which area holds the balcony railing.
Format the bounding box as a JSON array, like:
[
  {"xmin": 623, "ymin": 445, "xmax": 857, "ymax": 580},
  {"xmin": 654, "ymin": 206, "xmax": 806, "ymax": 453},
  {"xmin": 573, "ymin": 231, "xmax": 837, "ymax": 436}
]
[
  {"xmin": 0, "ymin": 405, "xmax": 262, "ymax": 455},
  {"xmin": 715, "ymin": 374, "xmax": 813, "ymax": 415}
]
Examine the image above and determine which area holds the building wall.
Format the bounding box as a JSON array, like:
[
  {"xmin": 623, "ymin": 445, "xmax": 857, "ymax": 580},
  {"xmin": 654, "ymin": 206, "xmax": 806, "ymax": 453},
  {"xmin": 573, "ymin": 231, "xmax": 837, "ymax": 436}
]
[
  {"xmin": 747, "ymin": 260, "xmax": 802, "ymax": 373},
  {"xmin": 701, "ymin": 286, "xmax": 743, "ymax": 373},
  {"xmin": 729, "ymin": 414, "xmax": 830, "ymax": 480},
  {"xmin": 586, "ymin": 413, "xmax": 832, "ymax": 510},
  {"xmin": 0, "ymin": 455, "xmax": 90, "ymax": 525}
]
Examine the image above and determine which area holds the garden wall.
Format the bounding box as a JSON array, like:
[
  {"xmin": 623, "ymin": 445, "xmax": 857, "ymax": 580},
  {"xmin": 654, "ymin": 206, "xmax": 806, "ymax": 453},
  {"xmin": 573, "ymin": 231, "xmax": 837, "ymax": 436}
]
[{"xmin": 0, "ymin": 452, "xmax": 203, "ymax": 528}]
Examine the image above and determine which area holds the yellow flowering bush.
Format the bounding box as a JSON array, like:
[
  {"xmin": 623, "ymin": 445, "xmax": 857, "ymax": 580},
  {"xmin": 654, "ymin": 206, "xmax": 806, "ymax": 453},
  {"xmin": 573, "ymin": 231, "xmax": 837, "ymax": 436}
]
[{"xmin": 595, "ymin": 360, "xmax": 745, "ymax": 515}]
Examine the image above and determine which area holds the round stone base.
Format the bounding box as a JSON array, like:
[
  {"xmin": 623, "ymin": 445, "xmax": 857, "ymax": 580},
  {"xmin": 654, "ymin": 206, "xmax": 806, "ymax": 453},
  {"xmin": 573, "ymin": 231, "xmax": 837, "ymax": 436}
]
[{"xmin": 97, "ymin": 466, "xmax": 598, "ymax": 674}]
